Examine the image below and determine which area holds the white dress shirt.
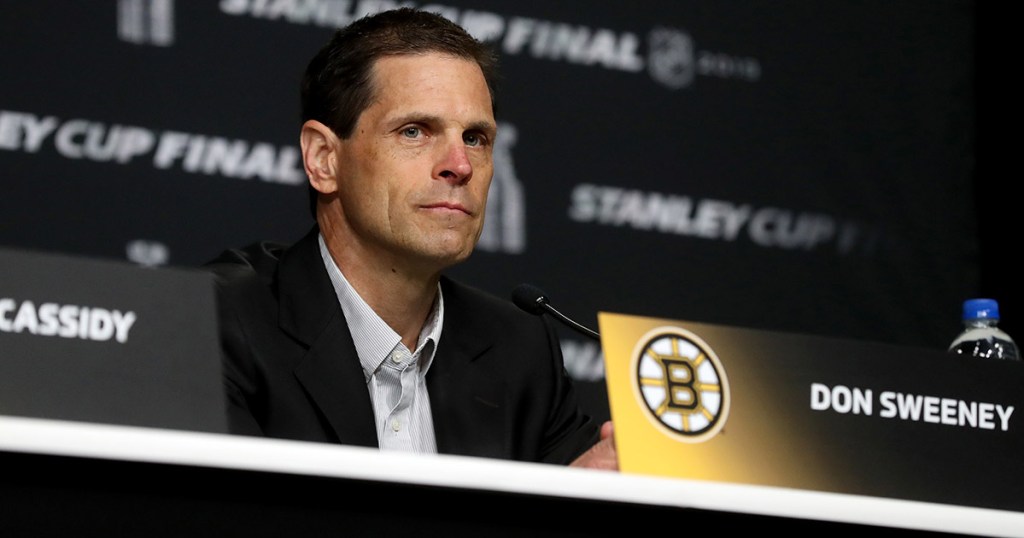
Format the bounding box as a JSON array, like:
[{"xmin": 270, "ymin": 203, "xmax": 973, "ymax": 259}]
[{"xmin": 318, "ymin": 234, "xmax": 440, "ymax": 453}]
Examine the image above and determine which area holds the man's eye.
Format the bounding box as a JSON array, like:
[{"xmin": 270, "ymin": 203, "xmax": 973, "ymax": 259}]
[
  {"xmin": 402, "ymin": 126, "xmax": 421, "ymax": 138},
  {"xmin": 464, "ymin": 132, "xmax": 484, "ymax": 147}
]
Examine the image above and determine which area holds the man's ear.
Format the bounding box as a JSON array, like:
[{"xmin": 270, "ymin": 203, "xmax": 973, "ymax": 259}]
[{"xmin": 301, "ymin": 120, "xmax": 340, "ymax": 194}]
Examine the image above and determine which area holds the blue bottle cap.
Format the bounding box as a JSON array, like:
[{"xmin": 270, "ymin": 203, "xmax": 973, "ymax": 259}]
[{"xmin": 963, "ymin": 298, "xmax": 1000, "ymax": 321}]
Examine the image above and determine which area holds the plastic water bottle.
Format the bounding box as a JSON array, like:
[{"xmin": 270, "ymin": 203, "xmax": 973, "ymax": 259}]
[{"xmin": 948, "ymin": 298, "xmax": 1020, "ymax": 360}]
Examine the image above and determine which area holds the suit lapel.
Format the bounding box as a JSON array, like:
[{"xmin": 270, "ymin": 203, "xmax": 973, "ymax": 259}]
[
  {"xmin": 429, "ymin": 278, "xmax": 507, "ymax": 459},
  {"xmin": 272, "ymin": 232, "xmax": 508, "ymax": 456},
  {"xmin": 277, "ymin": 228, "xmax": 378, "ymax": 448}
]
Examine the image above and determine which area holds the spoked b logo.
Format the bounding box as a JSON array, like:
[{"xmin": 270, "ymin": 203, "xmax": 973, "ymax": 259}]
[{"xmin": 632, "ymin": 327, "xmax": 730, "ymax": 442}]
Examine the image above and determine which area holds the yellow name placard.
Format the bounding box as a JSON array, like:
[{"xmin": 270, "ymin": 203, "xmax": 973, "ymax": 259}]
[{"xmin": 598, "ymin": 311, "xmax": 1024, "ymax": 512}]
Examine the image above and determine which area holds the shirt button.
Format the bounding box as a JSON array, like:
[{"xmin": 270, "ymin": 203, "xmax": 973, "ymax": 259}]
[
  {"xmin": 391, "ymin": 351, "xmax": 402, "ymax": 363},
  {"xmin": 391, "ymin": 418, "xmax": 401, "ymax": 432}
]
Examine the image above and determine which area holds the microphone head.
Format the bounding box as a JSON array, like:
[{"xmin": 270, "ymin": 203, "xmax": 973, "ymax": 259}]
[{"xmin": 511, "ymin": 283, "xmax": 549, "ymax": 315}]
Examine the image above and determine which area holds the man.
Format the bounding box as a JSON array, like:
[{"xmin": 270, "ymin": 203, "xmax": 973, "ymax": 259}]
[{"xmin": 207, "ymin": 8, "xmax": 616, "ymax": 469}]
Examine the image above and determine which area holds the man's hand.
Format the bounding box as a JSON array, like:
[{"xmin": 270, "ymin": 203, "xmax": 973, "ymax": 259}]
[{"xmin": 569, "ymin": 420, "xmax": 618, "ymax": 471}]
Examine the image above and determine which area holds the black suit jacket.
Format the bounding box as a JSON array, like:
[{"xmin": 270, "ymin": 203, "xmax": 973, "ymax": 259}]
[{"xmin": 206, "ymin": 227, "xmax": 599, "ymax": 464}]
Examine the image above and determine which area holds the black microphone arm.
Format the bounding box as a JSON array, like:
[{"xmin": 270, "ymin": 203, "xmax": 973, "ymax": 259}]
[{"xmin": 511, "ymin": 283, "xmax": 601, "ymax": 341}]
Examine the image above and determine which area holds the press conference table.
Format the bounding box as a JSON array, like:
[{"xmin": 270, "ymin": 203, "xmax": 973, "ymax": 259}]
[{"xmin": 1, "ymin": 415, "xmax": 1020, "ymax": 537}]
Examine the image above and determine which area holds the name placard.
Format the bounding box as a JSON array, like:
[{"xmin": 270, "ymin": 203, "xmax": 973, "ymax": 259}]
[
  {"xmin": 599, "ymin": 312, "xmax": 1024, "ymax": 512},
  {"xmin": 0, "ymin": 247, "xmax": 228, "ymax": 434}
]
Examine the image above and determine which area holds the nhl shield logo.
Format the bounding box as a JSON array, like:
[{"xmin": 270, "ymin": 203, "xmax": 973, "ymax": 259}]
[{"xmin": 647, "ymin": 28, "xmax": 695, "ymax": 89}]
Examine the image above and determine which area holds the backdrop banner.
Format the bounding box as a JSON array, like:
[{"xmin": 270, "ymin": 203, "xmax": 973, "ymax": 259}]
[{"xmin": 1, "ymin": 1, "xmax": 977, "ymax": 422}]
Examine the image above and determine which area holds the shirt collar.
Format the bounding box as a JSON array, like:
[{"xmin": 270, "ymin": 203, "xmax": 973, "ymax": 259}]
[{"xmin": 317, "ymin": 233, "xmax": 442, "ymax": 381}]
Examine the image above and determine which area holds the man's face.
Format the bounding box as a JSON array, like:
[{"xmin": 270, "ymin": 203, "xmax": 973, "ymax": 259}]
[{"xmin": 332, "ymin": 52, "xmax": 496, "ymax": 273}]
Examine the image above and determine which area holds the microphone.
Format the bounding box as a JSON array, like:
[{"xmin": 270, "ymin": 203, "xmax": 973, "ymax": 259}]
[{"xmin": 511, "ymin": 283, "xmax": 600, "ymax": 341}]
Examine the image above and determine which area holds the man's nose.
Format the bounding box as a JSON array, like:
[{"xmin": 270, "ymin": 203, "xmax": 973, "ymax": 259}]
[{"xmin": 433, "ymin": 137, "xmax": 473, "ymax": 185}]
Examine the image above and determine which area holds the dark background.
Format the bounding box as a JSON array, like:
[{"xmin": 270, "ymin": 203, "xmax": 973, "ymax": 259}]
[
  {"xmin": 974, "ymin": 2, "xmax": 1018, "ymax": 342},
  {"xmin": 2, "ymin": 1, "xmax": 1013, "ymax": 422}
]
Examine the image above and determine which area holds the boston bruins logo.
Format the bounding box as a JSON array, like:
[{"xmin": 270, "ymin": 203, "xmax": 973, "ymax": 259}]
[{"xmin": 632, "ymin": 327, "xmax": 729, "ymax": 442}]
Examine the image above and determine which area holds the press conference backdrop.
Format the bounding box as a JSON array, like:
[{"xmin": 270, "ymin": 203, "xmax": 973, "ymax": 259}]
[{"xmin": 1, "ymin": 1, "xmax": 994, "ymax": 422}]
